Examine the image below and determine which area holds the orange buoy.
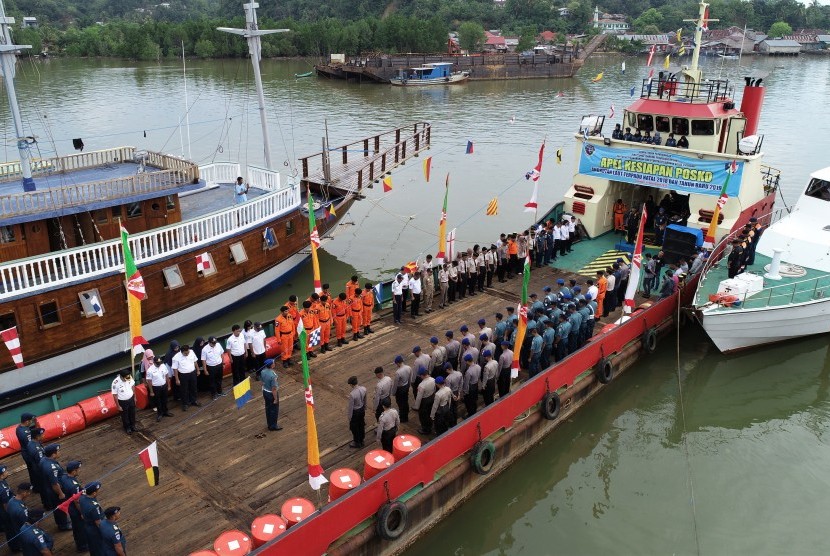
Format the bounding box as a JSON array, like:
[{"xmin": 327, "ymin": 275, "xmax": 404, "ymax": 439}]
[
  {"xmin": 280, "ymin": 497, "xmax": 315, "ymax": 528},
  {"xmin": 0, "ymin": 425, "xmax": 21, "ymax": 458},
  {"xmin": 328, "ymin": 468, "xmax": 361, "ymax": 501},
  {"xmin": 134, "ymin": 383, "xmax": 150, "ymax": 410},
  {"xmin": 250, "ymin": 514, "xmax": 286, "ymax": 547},
  {"xmin": 264, "ymin": 336, "xmax": 281, "ymax": 359},
  {"xmin": 213, "ymin": 530, "xmax": 252, "ymax": 556},
  {"xmin": 222, "ymin": 352, "xmax": 232, "ymax": 377},
  {"xmin": 363, "ymin": 449, "xmax": 395, "ymax": 480},
  {"xmin": 189, "ymin": 551, "xmax": 218, "ymax": 556},
  {"xmin": 392, "ymin": 435, "xmax": 421, "ymax": 461},
  {"xmin": 39, "ymin": 406, "xmax": 86, "ymax": 442},
  {"xmin": 77, "ymin": 395, "xmax": 119, "ymax": 425}
]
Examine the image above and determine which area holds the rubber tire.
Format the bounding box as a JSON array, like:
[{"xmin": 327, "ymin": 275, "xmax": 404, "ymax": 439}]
[
  {"xmin": 471, "ymin": 441, "xmax": 496, "ymax": 475},
  {"xmin": 541, "ymin": 391, "xmax": 561, "ymax": 420},
  {"xmin": 642, "ymin": 328, "xmax": 658, "ymax": 354},
  {"xmin": 376, "ymin": 500, "xmax": 408, "ymax": 541},
  {"xmin": 595, "ymin": 357, "xmax": 614, "ymax": 384}
]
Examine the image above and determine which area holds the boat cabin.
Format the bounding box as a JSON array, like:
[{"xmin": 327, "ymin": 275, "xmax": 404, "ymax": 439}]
[
  {"xmin": 0, "ymin": 147, "xmax": 202, "ymax": 262},
  {"xmin": 397, "ymin": 62, "xmax": 455, "ymax": 81}
]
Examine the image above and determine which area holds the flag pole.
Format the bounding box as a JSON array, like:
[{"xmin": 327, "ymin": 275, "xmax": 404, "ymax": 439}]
[{"xmin": 118, "ymin": 217, "xmax": 136, "ymax": 378}]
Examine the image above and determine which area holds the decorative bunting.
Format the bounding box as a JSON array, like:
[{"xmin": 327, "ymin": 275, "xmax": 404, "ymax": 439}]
[
  {"xmin": 138, "ymin": 441, "xmax": 160, "ymax": 487},
  {"xmin": 120, "ymin": 226, "xmax": 146, "ymax": 301},
  {"xmin": 81, "ymin": 292, "xmax": 104, "ymax": 317},
  {"xmin": 524, "ymin": 141, "xmax": 545, "ymax": 213},
  {"xmin": 704, "ymin": 161, "xmax": 736, "ymax": 246},
  {"xmin": 446, "ymin": 228, "xmax": 456, "ymax": 262},
  {"xmin": 676, "ymin": 28, "xmax": 682, "ymax": 42},
  {"xmin": 621, "ymin": 60, "xmax": 626, "ymax": 74},
  {"xmin": 664, "ymin": 54, "xmax": 671, "ymax": 69},
  {"xmin": 486, "ymin": 198, "xmax": 498, "ymax": 216},
  {"xmin": 422, "ymin": 157, "xmax": 432, "ymax": 182},
  {"xmin": 308, "ymin": 327, "xmax": 321, "ymax": 347},
  {"xmin": 297, "ymin": 316, "xmax": 328, "ymax": 490},
  {"xmin": 195, "ymin": 252, "xmax": 211, "ymax": 274},
  {"xmin": 233, "ymin": 377, "xmax": 253, "ymax": 409},
  {"xmin": 702, "ymin": 6, "xmax": 710, "ymax": 31},
  {"xmin": 630, "ymin": 86, "xmax": 636, "ymax": 97},
  {"xmin": 1, "ymin": 326, "xmax": 24, "ymax": 368},
  {"xmin": 436, "ymin": 175, "xmax": 449, "ymax": 260},
  {"xmin": 465, "ymin": 140, "xmax": 474, "ymax": 154},
  {"xmin": 609, "ymin": 104, "xmax": 615, "ymax": 119},
  {"xmin": 510, "ymin": 255, "xmax": 531, "ymax": 378},
  {"xmin": 307, "ymin": 195, "xmax": 323, "ymax": 293},
  {"xmin": 382, "ymin": 176, "xmax": 393, "ymax": 192},
  {"xmin": 646, "ymin": 44, "xmax": 656, "ymax": 66},
  {"xmin": 372, "ymin": 283, "xmax": 383, "ymax": 304},
  {"xmin": 623, "ymin": 205, "xmax": 647, "ymax": 314},
  {"xmin": 56, "ymin": 492, "xmax": 82, "ymax": 515}
]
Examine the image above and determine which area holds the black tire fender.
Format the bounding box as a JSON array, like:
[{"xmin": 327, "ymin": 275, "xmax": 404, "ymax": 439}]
[
  {"xmin": 376, "ymin": 500, "xmax": 408, "ymax": 541},
  {"xmin": 595, "ymin": 357, "xmax": 614, "ymax": 384},
  {"xmin": 471, "ymin": 440, "xmax": 496, "ymax": 475},
  {"xmin": 642, "ymin": 328, "xmax": 658, "ymax": 354},
  {"xmin": 541, "ymin": 391, "xmax": 561, "ymax": 420}
]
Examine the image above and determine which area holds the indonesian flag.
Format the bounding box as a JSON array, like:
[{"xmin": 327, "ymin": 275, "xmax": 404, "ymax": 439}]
[
  {"xmin": 524, "ymin": 141, "xmax": 545, "ymax": 212},
  {"xmin": 704, "ymin": 161, "xmax": 737, "ymax": 246},
  {"xmin": 195, "ymin": 252, "xmax": 211, "ymax": 274},
  {"xmin": 307, "ymin": 195, "xmax": 323, "ymax": 293},
  {"xmin": 297, "ymin": 316, "xmax": 328, "ymax": 490},
  {"xmin": 436, "ymin": 175, "xmax": 449, "ymax": 260},
  {"xmin": 646, "ymin": 44, "xmax": 656, "ymax": 66},
  {"xmin": 510, "ymin": 255, "xmax": 531, "ymax": 378},
  {"xmin": 120, "ymin": 226, "xmax": 145, "ymax": 300},
  {"xmin": 623, "ymin": 205, "xmax": 647, "ymax": 314},
  {"xmin": 138, "ymin": 441, "xmax": 159, "ymax": 487},
  {"xmin": 1, "ymin": 326, "xmax": 24, "ymax": 368}
]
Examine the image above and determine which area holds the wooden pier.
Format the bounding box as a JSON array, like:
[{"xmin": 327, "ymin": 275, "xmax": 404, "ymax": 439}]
[{"xmin": 3, "ymin": 261, "xmax": 643, "ymax": 555}]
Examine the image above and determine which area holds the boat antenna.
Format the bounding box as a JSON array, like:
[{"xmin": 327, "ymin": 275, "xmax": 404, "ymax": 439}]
[
  {"xmin": 0, "ymin": 0, "xmax": 36, "ymax": 191},
  {"xmin": 682, "ymin": 1, "xmax": 718, "ymax": 87},
  {"xmin": 218, "ymin": 2, "xmax": 288, "ymax": 170},
  {"xmin": 182, "ymin": 39, "xmax": 193, "ymax": 161}
]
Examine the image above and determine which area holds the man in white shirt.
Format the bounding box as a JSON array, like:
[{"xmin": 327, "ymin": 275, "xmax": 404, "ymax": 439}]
[
  {"xmin": 201, "ymin": 336, "xmax": 226, "ymax": 399},
  {"xmin": 173, "ymin": 344, "xmax": 200, "ymax": 411},
  {"xmin": 250, "ymin": 322, "xmax": 267, "ymax": 377},
  {"xmin": 111, "ymin": 369, "xmax": 136, "ymax": 434},
  {"xmin": 410, "ymin": 271, "xmax": 423, "ymax": 318},
  {"xmin": 399, "ymin": 266, "xmax": 410, "ymax": 313},
  {"xmin": 225, "ymin": 324, "xmax": 247, "ymax": 386},
  {"xmin": 421, "ymin": 255, "xmax": 435, "ymax": 313},
  {"xmin": 146, "ymin": 356, "xmax": 172, "ymax": 422},
  {"xmin": 391, "ymin": 274, "xmax": 404, "ymax": 324}
]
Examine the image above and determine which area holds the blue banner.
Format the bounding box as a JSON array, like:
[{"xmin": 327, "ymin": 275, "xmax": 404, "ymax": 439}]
[{"xmin": 577, "ymin": 143, "xmax": 743, "ymax": 197}]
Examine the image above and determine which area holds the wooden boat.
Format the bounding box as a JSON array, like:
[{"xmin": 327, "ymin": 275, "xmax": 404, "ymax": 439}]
[
  {"xmin": 0, "ymin": 4, "xmax": 430, "ymax": 394},
  {"xmin": 389, "ymin": 62, "xmax": 470, "ymax": 86},
  {"xmin": 295, "ymin": 71, "xmax": 314, "ymax": 78}
]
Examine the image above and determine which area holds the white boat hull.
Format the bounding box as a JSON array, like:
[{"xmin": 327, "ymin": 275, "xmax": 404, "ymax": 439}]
[
  {"xmin": 390, "ymin": 73, "xmax": 470, "ymax": 86},
  {"xmin": 698, "ymin": 297, "xmax": 830, "ymax": 352},
  {"xmin": 2, "ymin": 252, "xmax": 308, "ymax": 393}
]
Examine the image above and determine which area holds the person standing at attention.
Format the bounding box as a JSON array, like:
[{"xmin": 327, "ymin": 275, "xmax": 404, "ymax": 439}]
[
  {"xmin": 18, "ymin": 508, "xmax": 54, "ymax": 556},
  {"xmin": 349, "ymin": 289, "xmax": 364, "ymax": 341},
  {"xmin": 99, "ymin": 506, "xmax": 126, "ymax": 556},
  {"xmin": 613, "ymin": 198, "xmax": 627, "ymax": 234},
  {"xmin": 361, "ymin": 284, "xmax": 375, "ymax": 334},
  {"xmin": 260, "ymin": 359, "xmax": 282, "ymax": 431},
  {"xmin": 376, "ymin": 399, "xmax": 399, "ymax": 453},
  {"xmin": 421, "ymin": 255, "xmax": 435, "ymax": 312},
  {"xmin": 391, "ymin": 274, "xmax": 404, "ymax": 325},
  {"xmin": 226, "ymin": 325, "xmax": 248, "ymax": 384},
  {"xmin": 111, "ymin": 370, "xmax": 136, "ymax": 434},
  {"xmin": 373, "ymin": 367, "xmax": 393, "ymax": 422},
  {"xmin": 199, "ymin": 337, "xmax": 224, "ymax": 401},
  {"xmin": 317, "ymin": 295, "xmax": 333, "ymax": 352},
  {"xmin": 438, "ymin": 263, "xmax": 449, "ymax": 308},
  {"xmin": 391, "ymin": 355, "xmax": 411, "ymax": 423},
  {"xmin": 58, "ymin": 461, "xmax": 87, "ymax": 553},
  {"xmin": 79, "ymin": 482, "xmax": 105, "ymax": 556},
  {"xmin": 172, "ymin": 345, "xmax": 200, "ymax": 411},
  {"xmin": 234, "ymin": 176, "xmax": 249, "ymax": 204},
  {"xmin": 409, "ymin": 271, "xmax": 422, "ymax": 318},
  {"xmin": 331, "ymin": 294, "xmax": 349, "ymax": 346},
  {"xmin": 146, "ymin": 357, "xmax": 172, "ymax": 422},
  {"xmin": 16, "ymin": 413, "xmax": 39, "ymax": 492},
  {"xmin": 346, "ymin": 376, "xmax": 367, "ymax": 448},
  {"xmin": 299, "ymin": 300, "xmax": 319, "ymax": 358}
]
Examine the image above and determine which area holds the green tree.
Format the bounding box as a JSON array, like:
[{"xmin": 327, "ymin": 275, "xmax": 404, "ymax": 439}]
[
  {"xmin": 516, "ymin": 25, "xmax": 537, "ymax": 52},
  {"xmin": 633, "ymin": 8, "xmax": 663, "ymax": 33},
  {"xmin": 457, "ymin": 21, "xmax": 485, "ymax": 52},
  {"xmin": 194, "ymin": 38, "xmax": 215, "ymax": 58},
  {"xmin": 768, "ymin": 21, "xmax": 793, "ymax": 38}
]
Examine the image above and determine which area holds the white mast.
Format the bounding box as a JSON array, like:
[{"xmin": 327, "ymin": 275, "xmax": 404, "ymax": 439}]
[
  {"xmin": 0, "ymin": 0, "xmax": 36, "ymax": 191},
  {"xmin": 682, "ymin": 1, "xmax": 718, "ymax": 86},
  {"xmin": 218, "ymin": 2, "xmax": 288, "ymax": 170},
  {"xmin": 182, "ymin": 40, "xmax": 192, "ymax": 161}
]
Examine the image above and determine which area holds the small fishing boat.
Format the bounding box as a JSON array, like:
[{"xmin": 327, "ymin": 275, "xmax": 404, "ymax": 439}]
[
  {"xmin": 295, "ymin": 71, "xmax": 314, "ymax": 78},
  {"xmin": 389, "ymin": 62, "xmax": 470, "ymax": 86}
]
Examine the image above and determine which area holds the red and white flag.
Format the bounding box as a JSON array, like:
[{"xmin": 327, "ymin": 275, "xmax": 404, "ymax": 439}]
[
  {"xmin": 646, "ymin": 44, "xmax": 656, "ymax": 66},
  {"xmin": 310, "ymin": 228, "xmax": 321, "ymax": 248},
  {"xmin": 195, "ymin": 252, "xmax": 212, "ymax": 274},
  {"xmin": 609, "ymin": 104, "xmax": 615, "ymax": 119},
  {"xmin": 1, "ymin": 326, "xmax": 24, "ymax": 368},
  {"xmin": 446, "ymin": 228, "xmax": 456, "ymax": 262},
  {"xmin": 702, "ymin": 6, "xmax": 710, "ymax": 31},
  {"xmin": 623, "ymin": 205, "xmax": 647, "ymax": 314}
]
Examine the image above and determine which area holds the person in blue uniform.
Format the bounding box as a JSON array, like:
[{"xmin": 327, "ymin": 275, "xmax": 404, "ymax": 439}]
[
  {"xmin": 18, "ymin": 508, "xmax": 53, "ymax": 556},
  {"xmin": 260, "ymin": 359, "xmax": 282, "ymax": 431},
  {"xmin": 80, "ymin": 482, "xmax": 105, "ymax": 556},
  {"xmin": 24, "ymin": 428, "xmax": 45, "ymax": 493},
  {"xmin": 542, "ymin": 320, "xmax": 556, "ymax": 369},
  {"xmin": 16, "ymin": 413, "xmax": 40, "ymax": 493},
  {"xmin": 568, "ymin": 304, "xmax": 583, "ymax": 354},
  {"xmin": 99, "ymin": 506, "xmax": 127, "ymax": 556},
  {"xmin": 58, "ymin": 461, "xmax": 88, "ymax": 553},
  {"xmin": 37, "ymin": 444, "xmax": 71, "ymax": 530},
  {"xmin": 529, "ymin": 327, "xmax": 544, "ymax": 377},
  {"xmin": 7, "ymin": 482, "xmax": 34, "ymax": 551},
  {"xmin": 555, "ymin": 314, "xmax": 571, "ymax": 362},
  {"xmin": 0, "ymin": 465, "xmax": 15, "ymax": 550}
]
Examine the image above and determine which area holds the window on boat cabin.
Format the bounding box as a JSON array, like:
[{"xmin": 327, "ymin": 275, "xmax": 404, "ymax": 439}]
[
  {"xmin": 127, "ymin": 202, "xmax": 143, "ymax": 219},
  {"xmin": 78, "ymin": 289, "xmax": 105, "ymax": 318},
  {"xmin": 691, "ymin": 120, "xmax": 715, "ymax": 136},
  {"xmin": 636, "ymin": 114, "xmax": 654, "ymax": 132},
  {"xmin": 0, "ymin": 311, "xmax": 16, "ymax": 332},
  {"xmin": 112, "ymin": 206, "xmax": 122, "ymax": 221},
  {"xmin": 229, "ymin": 242, "xmax": 248, "ymax": 265},
  {"xmin": 263, "ymin": 227, "xmax": 279, "ymax": 250},
  {"xmin": 38, "ymin": 300, "xmax": 61, "ymax": 329},
  {"xmin": 162, "ymin": 265, "xmax": 185, "ymax": 290},
  {"xmin": 805, "ymin": 178, "xmax": 830, "ymax": 201},
  {"xmin": 196, "ymin": 253, "xmax": 217, "ymax": 277},
  {"xmin": 93, "ymin": 210, "xmax": 108, "ymax": 224},
  {"xmin": 671, "ymin": 118, "xmax": 689, "ymax": 136},
  {"xmin": 285, "ymin": 219, "xmax": 295, "ymax": 237},
  {"xmin": 655, "ymin": 116, "xmax": 671, "ymax": 133},
  {"xmin": 0, "ymin": 225, "xmax": 15, "ymax": 243},
  {"xmin": 166, "ymin": 195, "xmax": 177, "ymax": 211}
]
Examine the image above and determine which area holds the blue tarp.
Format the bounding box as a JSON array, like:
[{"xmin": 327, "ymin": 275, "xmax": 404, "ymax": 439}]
[{"xmin": 667, "ymin": 223, "xmax": 703, "ymax": 247}]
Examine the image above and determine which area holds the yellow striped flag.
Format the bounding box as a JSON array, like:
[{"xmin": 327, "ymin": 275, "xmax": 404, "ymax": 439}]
[
  {"xmin": 664, "ymin": 54, "xmax": 671, "ymax": 69},
  {"xmin": 422, "ymin": 156, "xmax": 432, "ymax": 182},
  {"xmin": 676, "ymin": 28, "xmax": 682, "ymax": 42},
  {"xmin": 486, "ymin": 197, "xmax": 498, "ymax": 216},
  {"xmin": 307, "ymin": 194, "xmax": 323, "ymax": 293},
  {"xmin": 120, "ymin": 226, "xmax": 147, "ymax": 356},
  {"xmin": 436, "ymin": 175, "xmax": 449, "ymax": 260},
  {"xmin": 138, "ymin": 441, "xmax": 159, "ymax": 487},
  {"xmin": 383, "ymin": 176, "xmax": 392, "ymax": 192},
  {"xmin": 297, "ymin": 316, "xmax": 327, "ymax": 490}
]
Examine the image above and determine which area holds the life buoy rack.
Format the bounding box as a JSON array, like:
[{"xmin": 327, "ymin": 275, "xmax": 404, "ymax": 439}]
[
  {"xmin": 471, "ymin": 441, "xmax": 496, "ymax": 475},
  {"xmin": 642, "ymin": 328, "xmax": 658, "ymax": 354},
  {"xmin": 708, "ymin": 293, "xmax": 739, "ymax": 307},
  {"xmin": 595, "ymin": 357, "xmax": 614, "ymax": 384},
  {"xmin": 541, "ymin": 392, "xmax": 561, "ymax": 420},
  {"xmin": 376, "ymin": 500, "xmax": 408, "ymax": 541}
]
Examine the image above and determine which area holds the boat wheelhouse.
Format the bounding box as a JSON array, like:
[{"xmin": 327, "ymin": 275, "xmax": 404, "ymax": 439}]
[{"xmin": 390, "ymin": 62, "xmax": 470, "ymax": 86}]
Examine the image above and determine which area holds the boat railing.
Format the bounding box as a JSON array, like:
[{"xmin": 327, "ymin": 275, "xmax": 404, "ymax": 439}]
[
  {"xmin": 198, "ymin": 162, "xmax": 241, "ymax": 187},
  {"xmin": 0, "ymin": 183, "xmax": 300, "ymax": 299},
  {"xmin": 725, "ymin": 271, "xmax": 830, "ymax": 310},
  {"xmin": 639, "ymin": 77, "xmax": 733, "ymax": 104},
  {"xmin": 761, "ymin": 165, "xmax": 782, "ymax": 195},
  {"xmin": 246, "ymin": 164, "xmax": 283, "ymax": 192}
]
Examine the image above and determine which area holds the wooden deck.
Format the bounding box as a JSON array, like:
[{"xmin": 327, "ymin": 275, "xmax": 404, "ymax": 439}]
[{"xmin": 3, "ymin": 262, "xmax": 636, "ymax": 555}]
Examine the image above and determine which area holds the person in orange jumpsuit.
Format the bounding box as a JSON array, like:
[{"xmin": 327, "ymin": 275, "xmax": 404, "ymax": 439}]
[
  {"xmin": 299, "ymin": 300, "xmax": 319, "ymax": 357},
  {"xmin": 331, "ymin": 293, "xmax": 349, "ymax": 347},
  {"xmin": 613, "ymin": 199, "xmax": 627, "ymax": 233},
  {"xmin": 275, "ymin": 306, "xmax": 294, "ymax": 368},
  {"xmin": 507, "ymin": 235, "xmax": 519, "ymax": 278},
  {"xmin": 317, "ymin": 295, "xmax": 332, "ymax": 352},
  {"xmin": 595, "ymin": 270, "xmax": 607, "ymax": 318},
  {"xmin": 284, "ymin": 295, "xmax": 300, "ymax": 345},
  {"xmin": 361, "ymin": 283, "xmax": 375, "ymax": 335},
  {"xmin": 349, "ymin": 288, "xmax": 363, "ymax": 341},
  {"xmin": 345, "ymin": 275, "xmax": 359, "ymax": 300}
]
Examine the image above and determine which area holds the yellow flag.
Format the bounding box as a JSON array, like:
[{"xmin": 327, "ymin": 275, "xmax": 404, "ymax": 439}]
[
  {"xmin": 676, "ymin": 28, "xmax": 682, "ymax": 42},
  {"xmin": 486, "ymin": 197, "xmax": 498, "ymax": 216},
  {"xmin": 664, "ymin": 54, "xmax": 670, "ymax": 69},
  {"xmin": 591, "ymin": 72, "xmax": 603, "ymax": 82}
]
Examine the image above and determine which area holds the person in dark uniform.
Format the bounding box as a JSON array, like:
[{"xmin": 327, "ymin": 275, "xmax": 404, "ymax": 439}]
[
  {"xmin": 431, "ymin": 377, "xmax": 453, "ymax": 435},
  {"xmin": 497, "ymin": 341, "xmax": 514, "ymax": 398},
  {"xmin": 727, "ymin": 239, "xmax": 743, "ymax": 278},
  {"xmin": 412, "ymin": 369, "xmax": 436, "ymax": 435},
  {"xmin": 0, "ymin": 465, "xmax": 16, "ymax": 550},
  {"xmin": 58, "ymin": 461, "xmax": 88, "ymax": 553},
  {"xmin": 346, "ymin": 376, "xmax": 367, "ymax": 448},
  {"xmin": 391, "ymin": 356, "xmax": 411, "ymax": 423},
  {"xmin": 260, "ymin": 359, "xmax": 282, "ymax": 432},
  {"xmin": 16, "ymin": 413, "xmax": 40, "ymax": 492},
  {"xmin": 24, "ymin": 428, "xmax": 45, "ymax": 492},
  {"xmin": 99, "ymin": 506, "xmax": 126, "ymax": 556},
  {"xmin": 37, "ymin": 444, "xmax": 71, "ymax": 530},
  {"xmin": 375, "ymin": 399, "xmax": 399, "ymax": 453},
  {"xmin": 80, "ymin": 482, "xmax": 105, "ymax": 556},
  {"xmin": 7, "ymin": 482, "xmax": 34, "ymax": 551},
  {"xmin": 18, "ymin": 508, "xmax": 53, "ymax": 556}
]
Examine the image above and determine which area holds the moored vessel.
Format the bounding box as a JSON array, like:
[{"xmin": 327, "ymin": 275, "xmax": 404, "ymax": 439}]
[{"xmin": 389, "ymin": 62, "xmax": 470, "ymax": 86}]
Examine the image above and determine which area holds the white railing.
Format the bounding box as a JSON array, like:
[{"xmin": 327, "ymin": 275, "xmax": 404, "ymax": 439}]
[
  {"xmin": 199, "ymin": 162, "xmax": 241, "ymax": 187},
  {"xmin": 0, "ymin": 147, "xmax": 136, "ymax": 180},
  {"xmin": 247, "ymin": 164, "xmax": 282, "ymax": 192},
  {"xmin": 0, "ymin": 184, "xmax": 301, "ymax": 299}
]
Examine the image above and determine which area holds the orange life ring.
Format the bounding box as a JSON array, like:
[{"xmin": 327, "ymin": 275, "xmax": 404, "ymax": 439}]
[{"xmin": 708, "ymin": 293, "xmax": 739, "ymax": 307}]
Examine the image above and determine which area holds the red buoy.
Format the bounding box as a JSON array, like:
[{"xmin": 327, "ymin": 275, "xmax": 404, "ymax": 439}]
[
  {"xmin": 213, "ymin": 530, "xmax": 251, "ymax": 555},
  {"xmin": 264, "ymin": 336, "xmax": 281, "ymax": 359},
  {"xmin": 222, "ymin": 353, "xmax": 232, "ymax": 377},
  {"xmin": 280, "ymin": 497, "xmax": 315, "ymax": 527},
  {"xmin": 188, "ymin": 551, "xmax": 218, "ymax": 556},
  {"xmin": 392, "ymin": 434, "xmax": 421, "ymax": 460},
  {"xmin": 0, "ymin": 425, "xmax": 21, "ymax": 458},
  {"xmin": 77, "ymin": 395, "xmax": 119, "ymax": 425},
  {"xmin": 328, "ymin": 468, "xmax": 361, "ymax": 501},
  {"xmin": 134, "ymin": 383, "xmax": 150, "ymax": 410},
  {"xmin": 363, "ymin": 449, "xmax": 395, "ymax": 480},
  {"xmin": 250, "ymin": 514, "xmax": 286, "ymax": 547},
  {"xmin": 39, "ymin": 406, "xmax": 86, "ymax": 442}
]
